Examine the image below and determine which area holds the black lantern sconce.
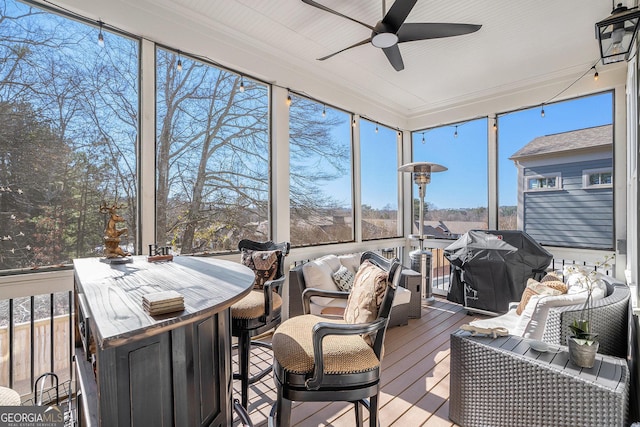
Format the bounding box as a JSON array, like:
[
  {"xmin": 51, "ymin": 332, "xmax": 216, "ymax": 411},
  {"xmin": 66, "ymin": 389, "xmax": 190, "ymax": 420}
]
[{"xmin": 596, "ymin": 3, "xmax": 640, "ymax": 64}]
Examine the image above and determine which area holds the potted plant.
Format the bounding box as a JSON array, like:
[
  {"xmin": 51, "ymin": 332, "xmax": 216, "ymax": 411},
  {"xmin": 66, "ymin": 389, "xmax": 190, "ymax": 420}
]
[{"xmin": 564, "ymin": 255, "xmax": 614, "ymax": 368}]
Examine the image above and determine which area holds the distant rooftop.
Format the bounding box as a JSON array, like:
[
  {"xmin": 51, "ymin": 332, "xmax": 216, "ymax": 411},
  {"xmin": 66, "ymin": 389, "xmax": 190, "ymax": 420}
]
[{"xmin": 510, "ymin": 124, "xmax": 612, "ymax": 160}]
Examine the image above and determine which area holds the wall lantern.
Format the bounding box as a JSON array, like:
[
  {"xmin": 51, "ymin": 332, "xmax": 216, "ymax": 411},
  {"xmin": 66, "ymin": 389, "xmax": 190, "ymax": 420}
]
[{"xmin": 596, "ymin": 3, "xmax": 640, "ymax": 64}]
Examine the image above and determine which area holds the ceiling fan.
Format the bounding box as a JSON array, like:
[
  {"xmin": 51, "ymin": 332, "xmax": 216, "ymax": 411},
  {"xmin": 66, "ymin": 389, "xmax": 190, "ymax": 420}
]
[{"xmin": 301, "ymin": 0, "xmax": 482, "ymax": 71}]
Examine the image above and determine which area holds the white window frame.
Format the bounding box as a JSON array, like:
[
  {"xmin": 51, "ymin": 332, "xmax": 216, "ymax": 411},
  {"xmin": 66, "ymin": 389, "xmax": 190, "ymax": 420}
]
[
  {"xmin": 582, "ymin": 167, "xmax": 613, "ymax": 188},
  {"xmin": 525, "ymin": 173, "xmax": 562, "ymax": 192}
]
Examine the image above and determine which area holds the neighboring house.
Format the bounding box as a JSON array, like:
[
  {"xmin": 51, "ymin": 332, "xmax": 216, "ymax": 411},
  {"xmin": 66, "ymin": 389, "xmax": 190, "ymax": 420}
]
[{"xmin": 509, "ymin": 125, "xmax": 613, "ymax": 249}]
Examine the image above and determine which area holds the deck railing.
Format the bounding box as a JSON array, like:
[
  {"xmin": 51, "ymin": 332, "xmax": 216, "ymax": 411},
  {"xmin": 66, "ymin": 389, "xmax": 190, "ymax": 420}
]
[{"xmin": 0, "ymin": 269, "xmax": 74, "ymax": 398}]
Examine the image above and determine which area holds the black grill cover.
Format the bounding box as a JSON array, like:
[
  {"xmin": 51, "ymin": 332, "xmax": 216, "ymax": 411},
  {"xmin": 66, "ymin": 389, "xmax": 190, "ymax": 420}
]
[{"xmin": 444, "ymin": 230, "xmax": 552, "ymax": 314}]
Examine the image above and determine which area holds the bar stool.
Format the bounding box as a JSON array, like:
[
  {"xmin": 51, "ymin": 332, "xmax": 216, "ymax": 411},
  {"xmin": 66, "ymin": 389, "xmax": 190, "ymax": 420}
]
[
  {"xmin": 232, "ymin": 239, "xmax": 290, "ymax": 409},
  {"xmin": 0, "ymin": 386, "xmax": 21, "ymax": 406},
  {"xmin": 269, "ymin": 252, "xmax": 400, "ymax": 427}
]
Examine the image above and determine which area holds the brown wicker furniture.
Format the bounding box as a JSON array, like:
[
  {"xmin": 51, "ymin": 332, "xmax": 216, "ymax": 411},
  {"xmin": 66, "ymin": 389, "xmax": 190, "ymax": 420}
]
[
  {"xmin": 232, "ymin": 239, "xmax": 290, "ymax": 409},
  {"xmin": 450, "ymin": 331, "xmax": 629, "ymax": 427},
  {"xmin": 269, "ymin": 252, "xmax": 401, "ymax": 427}
]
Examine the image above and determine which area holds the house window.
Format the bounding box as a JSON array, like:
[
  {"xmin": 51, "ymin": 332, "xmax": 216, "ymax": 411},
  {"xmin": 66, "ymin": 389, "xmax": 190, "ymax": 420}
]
[
  {"xmin": 583, "ymin": 168, "xmax": 613, "ymax": 188},
  {"xmin": 526, "ymin": 175, "xmax": 561, "ymax": 191},
  {"xmin": 0, "ymin": 0, "xmax": 139, "ymax": 272}
]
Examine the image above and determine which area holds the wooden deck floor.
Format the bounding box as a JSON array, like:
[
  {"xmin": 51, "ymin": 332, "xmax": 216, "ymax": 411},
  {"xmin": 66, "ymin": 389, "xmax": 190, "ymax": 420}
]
[{"xmin": 232, "ymin": 297, "xmax": 484, "ymax": 426}]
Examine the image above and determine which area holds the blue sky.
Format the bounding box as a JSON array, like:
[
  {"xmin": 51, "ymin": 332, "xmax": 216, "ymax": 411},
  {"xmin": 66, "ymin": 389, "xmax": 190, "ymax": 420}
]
[
  {"xmin": 309, "ymin": 91, "xmax": 613, "ymax": 211},
  {"xmin": 411, "ymin": 91, "xmax": 613, "ymax": 209}
]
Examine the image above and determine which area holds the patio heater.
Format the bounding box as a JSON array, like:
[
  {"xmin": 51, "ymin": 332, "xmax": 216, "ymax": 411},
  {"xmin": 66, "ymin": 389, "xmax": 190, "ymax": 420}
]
[{"xmin": 399, "ymin": 162, "xmax": 447, "ymax": 304}]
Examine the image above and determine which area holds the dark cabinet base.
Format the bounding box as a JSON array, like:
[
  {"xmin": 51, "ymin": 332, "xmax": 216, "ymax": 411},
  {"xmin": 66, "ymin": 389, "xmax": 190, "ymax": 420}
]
[{"xmin": 75, "ymin": 311, "xmax": 231, "ymax": 426}]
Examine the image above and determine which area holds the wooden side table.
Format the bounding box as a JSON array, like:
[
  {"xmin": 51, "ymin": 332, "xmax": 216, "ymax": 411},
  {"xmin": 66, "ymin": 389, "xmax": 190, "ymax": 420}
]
[{"xmin": 449, "ymin": 331, "xmax": 629, "ymax": 427}]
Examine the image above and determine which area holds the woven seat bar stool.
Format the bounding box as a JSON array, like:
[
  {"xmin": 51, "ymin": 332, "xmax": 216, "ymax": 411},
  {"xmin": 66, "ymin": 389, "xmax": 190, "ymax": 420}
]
[
  {"xmin": 269, "ymin": 251, "xmax": 401, "ymax": 427},
  {"xmin": 232, "ymin": 239, "xmax": 290, "ymax": 409},
  {"xmin": 0, "ymin": 386, "xmax": 20, "ymax": 406}
]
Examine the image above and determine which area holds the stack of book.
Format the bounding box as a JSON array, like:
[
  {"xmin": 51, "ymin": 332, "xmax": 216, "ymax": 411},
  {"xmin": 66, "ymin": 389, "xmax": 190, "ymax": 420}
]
[{"xmin": 142, "ymin": 290, "xmax": 184, "ymax": 315}]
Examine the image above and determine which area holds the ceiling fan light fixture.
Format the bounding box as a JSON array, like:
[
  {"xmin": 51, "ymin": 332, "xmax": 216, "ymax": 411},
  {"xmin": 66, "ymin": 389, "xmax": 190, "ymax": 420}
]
[
  {"xmin": 371, "ymin": 32, "xmax": 398, "ymax": 48},
  {"xmin": 596, "ymin": 3, "xmax": 640, "ymax": 64}
]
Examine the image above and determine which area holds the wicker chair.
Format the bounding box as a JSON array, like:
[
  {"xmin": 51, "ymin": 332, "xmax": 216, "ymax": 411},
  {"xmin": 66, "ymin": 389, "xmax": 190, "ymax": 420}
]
[
  {"xmin": 232, "ymin": 239, "xmax": 290, "ymax": 409},
  {"xmin": 269, "ymin": 251, "xmax": 401, "ymax": 427}
]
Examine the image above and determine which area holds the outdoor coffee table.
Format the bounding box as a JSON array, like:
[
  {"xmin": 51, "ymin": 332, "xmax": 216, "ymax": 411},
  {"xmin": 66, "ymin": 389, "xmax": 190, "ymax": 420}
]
[{"xmin": 449, "ymin": 330, "xmax": 629, "ymax": 427}]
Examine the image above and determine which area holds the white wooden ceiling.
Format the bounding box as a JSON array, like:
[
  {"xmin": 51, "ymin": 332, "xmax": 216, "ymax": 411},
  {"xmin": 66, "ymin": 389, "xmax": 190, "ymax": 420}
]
[{"xmin": 54, "ymin": 0, "xmax": 627, "ymax": 121}]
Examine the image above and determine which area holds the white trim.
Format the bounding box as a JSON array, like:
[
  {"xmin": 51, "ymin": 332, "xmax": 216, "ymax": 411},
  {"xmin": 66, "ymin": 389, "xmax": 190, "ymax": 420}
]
[
  {"xmin": 582, "ymin": 167, "xmax": 613, "ymax": 188},
  {"xmin": 524, "ymin": 172, "xmax": 562, "ymax": 192},
  {"xmin": 0, "ymin": 269, "xmax": 74, "ymax": 299}
]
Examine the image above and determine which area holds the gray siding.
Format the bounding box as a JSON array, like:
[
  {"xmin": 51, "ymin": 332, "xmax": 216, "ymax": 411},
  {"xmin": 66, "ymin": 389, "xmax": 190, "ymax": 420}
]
[{"xmin": 523, "ymin": 159, "xmax": 613, "ymax": 249}]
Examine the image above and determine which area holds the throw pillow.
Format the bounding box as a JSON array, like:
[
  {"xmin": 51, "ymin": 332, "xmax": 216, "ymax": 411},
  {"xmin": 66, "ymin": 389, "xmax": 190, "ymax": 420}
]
[
  {"xmin": 343, "ymin": 260, "xmax": 388, "ymax": 345},
  {"xmin": 332, "ymin": 265, "xmax": 355, "ymax": 292},
  {"xmin": 540, "ymin": 271, "xmax": 563, "ymax": 283},
  {"xmin": 241, "ymin": 249, "xmax": 281, "ymax": 289},
  {"xmin": 562, "ymin": 265, "xmax": 607, "ymax": 299},
  {"xmin": 516, "ymin": 278, "xmax": 567, "ymax": 315}
]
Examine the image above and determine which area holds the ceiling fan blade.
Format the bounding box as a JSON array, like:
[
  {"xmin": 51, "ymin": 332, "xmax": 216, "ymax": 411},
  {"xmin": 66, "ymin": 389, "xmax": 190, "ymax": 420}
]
[
  {"xmin": 301, "ymin": 0, "xmax": 374, "ymax": 30},
  {"xmin": 382, "ymin": 44, "xmax": 404, "ymax": 71},
  {"xmin": 397, "ymin": 22, "xmax": 482, "ymax": 43},
  {"xmin": 317, "ymin": 38, "xmax": 371, "ymax": 61},
  {"xmin": 381, "ymin": 0, "xmax": 418, "ymax": 33}
]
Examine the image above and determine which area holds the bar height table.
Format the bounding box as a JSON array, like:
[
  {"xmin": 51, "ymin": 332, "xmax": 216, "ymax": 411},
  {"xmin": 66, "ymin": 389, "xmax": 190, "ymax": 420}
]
[{"xmin": 73, "ymin": 255, "xmax": 255, "ymax": 427}]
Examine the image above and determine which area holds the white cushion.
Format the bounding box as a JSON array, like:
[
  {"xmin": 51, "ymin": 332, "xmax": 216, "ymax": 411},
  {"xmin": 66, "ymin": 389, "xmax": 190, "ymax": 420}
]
[
  {"xmin": 521, "ymin": 291, "xmax": 589, "ymax": 340},
  {"xmin": 469, "ymin": 309, "xmax": 521, "ymax": 334},
  {"xmin": 393, "ymin": 286, "xmax": 411, "ymax": 305},
  {"xmin": 302, "ymin": 254, "xmax": 341, "ymax": 306},
  {"xmin": 308, "ymin": 280, "xmax": 412, "ymax": 314},
  {"xmin": 563, "ymin": 265, "xmax": 607, "ymax": 299},
  {"xmin": 338, "ymin": 253, "xmax": 361, "ymax": 274},
  {"xmin": 469, "ymin": 290, "xmax": 595, "ymax": 338}
]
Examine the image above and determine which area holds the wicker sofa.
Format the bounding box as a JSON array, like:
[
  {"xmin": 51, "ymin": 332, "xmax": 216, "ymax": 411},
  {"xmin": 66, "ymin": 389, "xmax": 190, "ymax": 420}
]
[
  {"xmin": 287, "ymin": 253, "xmax": 413, "ymax": 327},
  {"xmin": 468, "ymin": 275, "xmax": 630, "ymax": 358}
]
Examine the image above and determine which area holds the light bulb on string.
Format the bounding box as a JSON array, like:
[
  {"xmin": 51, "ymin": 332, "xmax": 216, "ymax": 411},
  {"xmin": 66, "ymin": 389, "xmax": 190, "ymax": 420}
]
[
  {"xmin": 422, "ymin": 132, "xmax": 425, "ymax": 144},
  {"xmin": 177, "ymin": 51, "xmax": 183, "ymax": 72},
  {"xmin": 286, "ymin": 94, "xmax": 292, "ymax": 107},
  {"xmin": 592, "ymin": 66, "xmax": 599, "ymax": 81},
  {"xmin": 322, "ymin": 105, "xmax": 326, "ymax": 118},
  {"xmin": 375, "ymin": 122, "xmax": 379, "ymax": 133},
  {"xmin": 540, "ymin": 104, "xmax": 545, "ymax": 118},
  {"xmin": 97, "ymin": 20, "xmax": 105, "ymax": 47},
  {"xmin": 493, "ymin": 118, "xmax": 498, "ymax": 131},
  {"xmin": 239, "ymin": 76, "xmax": 245, "ymax": 92},
  {"xmin": 454, "ymin": 126, "xmax": 458, "ymax": 138},
  {"xmin": 352, "ymin": 118, "xmax": 356, "ymax": 127}
]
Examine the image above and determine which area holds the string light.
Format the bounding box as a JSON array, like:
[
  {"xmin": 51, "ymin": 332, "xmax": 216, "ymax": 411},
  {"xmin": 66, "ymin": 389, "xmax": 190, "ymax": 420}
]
[
  {"xmin": 454, "ymin": 125, "xmax": 458, "ymax": 138},
  {"xmin": 322, "ymin": 105, "xmax": 326, "ymax": 118},
  {"xmin": 352, "ymin": 118, "xmax": 356, "ymax": 127},
  {"xmin": 177, "ymin": 51, "xmax": 183, "ymax": 72},
  {"xmin": 422, "ymin": 132, "xmax": 425, "ymax": 144},
  {"xmin": 375, "ymin": 122, "xmax": 379, "ymax": 133},
  {"xmin": 239, "ymin": 76, "xmax": 245, "ymax": 92},
  {"xmin": 540, "ymin": 104, "xmax": 545, "ymax": 118},
  {"xmin": 97, "ymin": 20, "xmax": 104, "ymax": 47},
  {"xmin": 493, "ymin": 117, "xmax": 498, "ymax": 130},
  {"xmin": 592, "ymin": 66, "xmax": 599, "ymax": 81},
  {"xmin": 286, "ymin": 94, "xmax": 292, "ymax": 106}
]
